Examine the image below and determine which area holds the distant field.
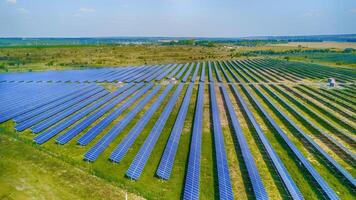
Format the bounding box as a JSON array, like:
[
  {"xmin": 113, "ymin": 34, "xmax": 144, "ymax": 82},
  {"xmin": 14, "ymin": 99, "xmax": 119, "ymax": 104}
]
[
  {"xmin": 273, "ymin": 42, "xmax": 356, "ymax": 49},
  {"xmin": 0, "ymin": 45, "xmax": 297, "ymax": 72}
]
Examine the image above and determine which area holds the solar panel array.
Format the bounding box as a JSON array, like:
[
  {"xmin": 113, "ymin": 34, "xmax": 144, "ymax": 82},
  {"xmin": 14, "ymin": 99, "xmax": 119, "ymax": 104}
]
[
  {"xmin": 220, "ymin": 84, "xmax": 268, "ymax": 200},
  {"xmin": 182, "ymin": 83, "xmax": 204, "ymax": 200},
  {"xmin": 126, "ymin": 83, "xmax": 184, "ymax": 180},
  {"xmin": 156, "ymin": 83, "xmax": 194, "ymax": 180},
  {"xmin": 209, "ymin": 83, "xmax": 234, "ymax": 200},
  {"xmin": 1, "ymin": 58, "xmax": 355, "ymax": 199}
]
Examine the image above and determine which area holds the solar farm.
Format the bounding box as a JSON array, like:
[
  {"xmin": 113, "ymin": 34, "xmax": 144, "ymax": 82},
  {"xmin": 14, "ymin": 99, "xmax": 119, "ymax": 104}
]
[{"xmin": 0, "ymin": 59, "xmax": 355, "ymax": 199}]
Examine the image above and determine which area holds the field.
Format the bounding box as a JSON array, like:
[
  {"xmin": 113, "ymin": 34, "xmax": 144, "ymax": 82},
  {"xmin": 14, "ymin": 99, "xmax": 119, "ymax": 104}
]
[
  {"xmin": 273, "ymin": 42, "xmax": 356, "ymax": 49},
  {"xmin": 0, "ymin": 58, "xmax": 355, "ymax": 200}
]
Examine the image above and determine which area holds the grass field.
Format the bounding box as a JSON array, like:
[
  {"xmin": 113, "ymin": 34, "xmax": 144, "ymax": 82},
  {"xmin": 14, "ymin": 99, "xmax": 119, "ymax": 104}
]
[
  {"xmin": 1, "ymin": 44, "xmax": 343, "ymax": 73},
  {"xmin": 0, "ymin": 49, "xmax": 355, "ymax": 199},
  {"xmin": 0, "ymin": 130, "xmax": 143, "ymax": 200}
]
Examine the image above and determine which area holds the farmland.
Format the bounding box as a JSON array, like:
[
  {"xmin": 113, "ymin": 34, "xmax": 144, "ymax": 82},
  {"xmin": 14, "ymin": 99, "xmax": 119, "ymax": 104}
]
[
  {"xmin": 273, "ymin": 42, "xmax": 356, "ymax": 49},
  {"xmin": 0, "ymin": 58, "xmax": 355, "ymax": 200}
]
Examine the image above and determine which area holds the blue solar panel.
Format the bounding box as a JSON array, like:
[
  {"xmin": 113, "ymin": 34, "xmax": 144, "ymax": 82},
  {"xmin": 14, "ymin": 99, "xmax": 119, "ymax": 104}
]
[
  {"xmin": 241, "ymin": 84, "xmax": 338, "ymax": 199},
  {"xmin": 56, "ymin": 83, "xmax": 143, "ymax": 145},
  {"xmin": 223, "ymin": 61, "xmax": 240, "ymax": 83},
  {"xmin": 14, "ymin": 85, "xmax": 100, "ymax": 123},
  {"xmin": 84, "ymin": 84, "xmax": 170, "ymax": 162},
  {"xmin": 125, "ymin": 83, "xmax": 184, "ymax": 180},
  {"xmin": 135, "ymin": 65, "xmax": 161, "ymax": 82},
  {"xmin": 225, "ymin": 63, "xmax": 304, "ymax": 199},
  {"xmin": 227, "ymin": 60, "xmax": 249, "ymax": 83},
  {"xmin": 0, "ymin": 83, "xmax": 83, "ymax": 111},
  {"xmin": 31, "ymin": 90, "xmax": 109, "ymax": 134},
  {"xmin": 156, "ymin": 64, "xmax": 176, "ymax": 80},
  {"xmin": 167, "ymin": 64, "xmax": 182, "ymax": 79},
  {"xmin": 0, "ymin": 84, "xmax": 92, "ymax": 122},
  {"xmin": 213, "ymin": 62, "xmax": 223, "ymax": 82},
  {"xmin": 231, "ymin": 59, "xmax": 343, "ymax": 199},
  {"xmin": 108, "ymin": 84, "xmax": 174, "ymax": 163},
  {"xmin": 122, "ymin": 66, "xmax": 147, "ymax": 82},
  {"xmin": 146, "ymin": 65, "xmax": 170, "ymax": 82},
  {"xmin": 229, "ymin": 83, "xmax": 303, "ymax": 200},
  {"xmin": 156, "ymin": 83, "xmax": 194, "ymax": 180},
  {"xmin": 209, "ymin": 83, "xmax": 234, "ymax": 200},
  {"xmin": 208, "ymin": 61, "xmax": 213, "ymax": 82},
  {"xmin": 200, "ymin": 62, "xmax": 205, "ymax": 82},
  {"xmin": 217, "ymin": 61, "xmax": 232, "ymax": 83},
  {"xmin": 76, "ymin": 83, "xmax": 150, "ymax": 145},
  {"xmin": 220, "ymin": 84, "xmax": 268, "ymax": 199},
  {"xmin": 255, "ymin": 85, "xmax": 356, "ymax": 188},
  {"xmin": 175, "ymin": 63, "xmax": 189, "ymax": 79},
  {"xmin": 190, "ymin": 63, "xmax": 200, "ymax": 82},
  {"xmin": 15, "ymin": 87, "xmax": 105, "ymax": 132},
  {"xmin": 182, "ymin": 83, "xmax": 204, "ymax": 200},
  {"xmin": 182, "ymin": 64, "xmax": 194, "ymax": 82},
  {"xmin": 32, "ymin": 84, "xmax": 134, "ymax": 144}
]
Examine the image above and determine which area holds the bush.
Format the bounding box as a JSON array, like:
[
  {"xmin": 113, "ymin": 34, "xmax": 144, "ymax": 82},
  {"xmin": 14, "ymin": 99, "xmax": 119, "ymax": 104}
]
[{"xmin": 343, "ymin": 48, "xmax": 354, "ymax": 53}]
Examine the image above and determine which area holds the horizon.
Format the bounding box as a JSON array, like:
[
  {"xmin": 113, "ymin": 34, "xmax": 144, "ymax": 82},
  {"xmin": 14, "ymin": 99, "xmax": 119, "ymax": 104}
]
[
  {"xmin": 1, "ymin": 33, "xmax": 356, "ymax": 39},
  {"xmin": 1, "ymin": 0, "xmax": 356, "ymax": 37}
]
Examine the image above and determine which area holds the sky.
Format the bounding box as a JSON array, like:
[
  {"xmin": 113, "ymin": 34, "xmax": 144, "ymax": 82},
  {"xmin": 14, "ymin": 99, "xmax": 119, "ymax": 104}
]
[{"xmin": 0, "ymin": 0, "xmax": 356, "ymax": 37}]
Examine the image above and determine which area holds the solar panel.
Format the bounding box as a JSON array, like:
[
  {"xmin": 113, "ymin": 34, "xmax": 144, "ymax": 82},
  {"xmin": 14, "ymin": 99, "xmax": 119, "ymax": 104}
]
[
  {"xmin": 182, "ymin": 83, "xmax": 204, "ymax": 200},
  {"xmin": 190, "ymin": 63, "xmax": 200, "ymax": 82},
  {"xmin": 15, "ymin": 87, "xmax": 106, "ymax": 132},
  {"xmin": 14, "ymin": 85, "xmax": 101, "ymax": 123},
  {"xmin": 167, "ymin": 64, "xmax": 183, "ymax": 79},
  {"xmin": 182, "ymin": 64, "xmax": 194, "ymax": 82},
  {"xmin": 108, "ymin": 84, "xmax": 174, "ymax": 163},
  {"xmin": 208, "ymin": 61, "xmax": 213, "ymax": 82},
  {"xmin": 32, "ymin": 84, "xmax": 134, "ymax": 144},
  {"xmin": 146, "ymin": 65, "xmax": 171, "ymax": 82},
  {"xmin": 125, "ymin": 83, "xmax": 184, "ymax": 180},
  {"xmin": 156, "ymin": 83, "xmax": 194, "ymax": 180},
  {"xmin": 56, "ymin": 83, "xmax": 144, "ymax": 145},
  {"xmin": 229, "ymin": 83, "xmax": 303, "ymax": 200},
  {"xmin": 220, "ymin": 84, "xmax": 268, "ymax": 199},
  {"xmin": 213, "ymin": 62, "xmax": 223, "ymax": 82},
  {"xmin": 0, "ymin": 84, "xmax": 92, "ymax": 122},
  {"xmin": 218, "ymin": 61, "xmax": 232, "ymax": 83},
  {"xmin": 241, "ymin": 84, "xmax": 338, "ymax": 199},
  {"xmin": 209, "ymin": 83, "xmax": 234, "ymax": 200},
  {"xmin": 175, "ymin": 63, "xmax": 189, "ymax": 79},
  {"xmin": 84, "ymin": 84, "xmax": 171, "ymax": 162},
  {"xmin": 255, "ymin": 85, "xmax": 356, "ymax": 188},
  {"xmin": 31, "ymin": 90, "xmax": 109, "ymax": 134},
  {"xmin": 156, "ymin": 64, "xmax": 176, "ymax": 80},
  {"xmin": 200, "ymin": 62, "xmax": 205, "ymax": 82},
  {"xmin": 76, "ymin": 83, "xmax": 151, "ymax": 145}
]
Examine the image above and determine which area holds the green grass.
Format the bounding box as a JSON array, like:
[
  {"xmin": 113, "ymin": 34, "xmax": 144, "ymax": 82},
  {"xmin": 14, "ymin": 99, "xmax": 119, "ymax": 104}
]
[{"xmin": 0, "ymin": 126, "xmax": 142, "ymax": 200}]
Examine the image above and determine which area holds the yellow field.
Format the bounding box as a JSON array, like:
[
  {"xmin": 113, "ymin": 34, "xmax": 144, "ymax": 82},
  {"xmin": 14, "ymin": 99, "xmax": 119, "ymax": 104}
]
[{"xmin": 272, "ymin": 42, "xmax": 356, "ymax": 49}]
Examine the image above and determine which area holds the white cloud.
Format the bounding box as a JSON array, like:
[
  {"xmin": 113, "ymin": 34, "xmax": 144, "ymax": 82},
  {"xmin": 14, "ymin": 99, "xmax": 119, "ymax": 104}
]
[
  {"xmin": 79, "ymin": 7, "xmax": 95, "ymax": 13},
  {"xmin": 6, "ymin": 0, "xmax": 17, "ymax": 4}
]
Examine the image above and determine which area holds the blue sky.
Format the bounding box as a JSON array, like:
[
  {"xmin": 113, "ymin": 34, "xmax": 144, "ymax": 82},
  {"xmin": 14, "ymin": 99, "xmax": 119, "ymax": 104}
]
[{"xmin": 1, "ymin": 0, "xmax": 355, "ymax": 37}]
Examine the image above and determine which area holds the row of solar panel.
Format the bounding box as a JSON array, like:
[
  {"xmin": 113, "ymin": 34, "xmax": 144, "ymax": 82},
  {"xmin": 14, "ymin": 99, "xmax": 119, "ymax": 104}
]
[
  {"xmin": 2, "ymin": 82, "xmax": 351, "ymax": 199},
  {"xmin": 232, "ymin": 60, "xmax": 356, "ymax": 163},
  {"xmin": 227, "ymin": 61, "xmax": 353, "ymax": 199},
  {"xmin": 2, "ymin": 58, "xmax": 354, "ymax": 83},
  {"xmin": 1, "ymin": 62, "xmax": 354, "ymax": 199},
  {"xmin": 0, "ymin": 62, "xmax": 203, "ymax": 83}
]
